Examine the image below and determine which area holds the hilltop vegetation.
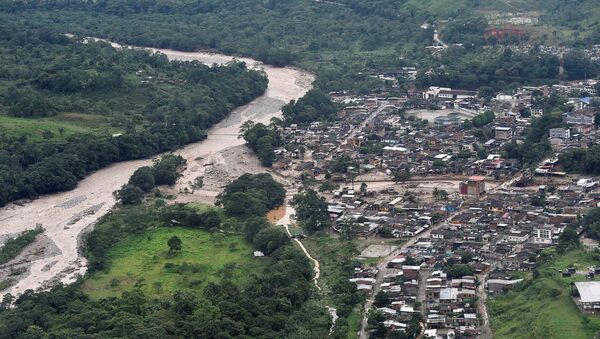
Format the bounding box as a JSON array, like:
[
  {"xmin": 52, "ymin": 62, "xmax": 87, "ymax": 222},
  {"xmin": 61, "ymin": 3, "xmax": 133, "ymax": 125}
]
[
  {"xmin": 0, "ymin": 20, "xmax": 267, "ymax": 207},
  {"xmin": 489, "ymin": 249, "xmax": 600, "ymax": 339},
  {"xmin": 82, "ymin": 226, "xmax": 265, "ymax": 299},
  {"xmin": 1, "ymin": 0, "xmax": 598, "ymax": 97}
]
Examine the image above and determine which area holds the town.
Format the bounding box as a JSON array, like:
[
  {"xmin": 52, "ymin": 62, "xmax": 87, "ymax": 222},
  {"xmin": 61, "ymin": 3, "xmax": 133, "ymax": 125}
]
[{"xmin": 264, "ymin": 78, "xmax": 600, "ymax": 338}]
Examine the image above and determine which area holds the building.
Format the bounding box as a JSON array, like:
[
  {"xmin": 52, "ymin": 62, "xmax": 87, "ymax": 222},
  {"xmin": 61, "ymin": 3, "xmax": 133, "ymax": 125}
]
[
  {"xmin": 487, "ymin": 279, "xmax": 523, "ymax": 296},
  {"xmin": 494, "ymin": 127, "xmax": 513, "ymax": 140},
  {"xmin": 459, "ymin": 176, "xmax": 485, "ymax": 196},
  {"xmin": 548, "ymin": 128, "xmax": 570, "ymax": 139},
  {"xmin": 573, "ymin": 282, "xmax": 600, "ymax": 314},
  {"xmin": 423, "ymin": 86, "xmax": 477, "ymax": 100},
  {"xmin": 565, "ymin": 111, "xmax": 595, "ymax": 125},
  {"xmin": 532, "ymin": 225, "xmax": 554, "ymax": 244}
]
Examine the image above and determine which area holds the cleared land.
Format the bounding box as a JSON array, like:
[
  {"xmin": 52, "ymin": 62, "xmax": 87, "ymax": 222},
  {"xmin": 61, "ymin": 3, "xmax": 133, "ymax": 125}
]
[
  {"xmin": 489, "ymin": 249, "xmax": 600, "ymax": 339},
  {"xmin": 81, "ymin": 227, "xmax": 266, "ymax": 299},
  {"xmin": 0, "ymin": 114, "xmax": 117, "ymax": 141}
]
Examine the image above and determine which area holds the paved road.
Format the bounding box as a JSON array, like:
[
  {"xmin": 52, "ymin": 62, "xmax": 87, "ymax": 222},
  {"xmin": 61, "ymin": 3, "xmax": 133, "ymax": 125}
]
[
  {"xmin": 358, "ymin": 209, "xmax": 462, "ymax": 339},
  {"xmin": 325, "ymin": 101, "xmax": 388, "ymax": 161}
]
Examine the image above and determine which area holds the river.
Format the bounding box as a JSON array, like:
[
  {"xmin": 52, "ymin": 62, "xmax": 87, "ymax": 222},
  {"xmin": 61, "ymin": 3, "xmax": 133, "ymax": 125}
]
[{"xmin": 0, "ymin": 46, "xmax": 313, "ymax": 296}]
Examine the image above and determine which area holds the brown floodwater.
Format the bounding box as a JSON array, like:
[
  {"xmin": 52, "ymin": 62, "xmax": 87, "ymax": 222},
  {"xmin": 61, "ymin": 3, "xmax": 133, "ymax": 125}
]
[
  {"xmin": 266, "ymin": 205, "xmax": 287, "ymax": 225},
  {"xmin": 0, "ymin": 43, "xmax": 313, "ymax": 296}
]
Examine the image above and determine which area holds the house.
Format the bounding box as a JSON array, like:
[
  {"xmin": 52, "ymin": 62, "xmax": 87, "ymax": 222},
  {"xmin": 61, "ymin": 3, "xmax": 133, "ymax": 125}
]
[
  {"xmin": 423, "ymin": 86, "xmax": 476, "ymax": 100},
  {"xmin": 565, "ymin": 111, "xmax": 595, "ymax": 126},
  {"xmin": 459, "ymin": 176, "xmax": 486, "ymax": 196},
  {"xmin": 507, "ymin": 230, "xmax": 529, "ymax": 243},
  {"xmin": 487, "ymin": 279, "xmax": 523, "ymax": 296},
  {"xmin": 549, "ymin": 128, "xmax": 570, "ymax": 139},
  {"xmin": 532, "ymin": 225, "xmax": 554, "ymax": 244},
  {"xmin": 402, "ymin": 265, "xmax": 422, "ymax": 280},
  {"xmin": 494, "ymin": 127, "xmax": 513, "ymax": 140},
  {"xmin": 573, "ymin": 282, "xmax": 600, "ymax": 314}
]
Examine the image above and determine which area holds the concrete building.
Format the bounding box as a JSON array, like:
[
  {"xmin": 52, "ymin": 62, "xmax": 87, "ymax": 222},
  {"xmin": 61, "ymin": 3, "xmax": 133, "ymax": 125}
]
[
  {"xmin": 487, "ymin": 279, "xmax": 523, "ymax": 296},
  {"xmin": 494, "ymin": 126, "xmax": 513, "ymax": 140},
  {"xmin": 459, "ymin": 176, "xmax": 485, "ymax": 196},
  {"xmin": 549, "ymin": 128, "xmax": 570, "ymax": 139},
  {"xmin": 532, "ymin": 225, "xmax": 554, "ymax": 244}
]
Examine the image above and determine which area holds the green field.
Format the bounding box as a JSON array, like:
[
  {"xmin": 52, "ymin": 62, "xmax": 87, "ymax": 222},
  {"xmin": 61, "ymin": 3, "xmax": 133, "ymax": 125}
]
[
  {"xmin": 82, "ymin": 227, "xmax": 266, "ymax": 299},
  {"xmin": 489, "ymin": 249, "xmax": 600, "ymax": 339},
  {"xmin": 0, "ymin": 113, "xmax": 119, "ymax": 141},
  {"xmin": 346, "ymin": 308, "xmax": 362, "ymax": 339}
]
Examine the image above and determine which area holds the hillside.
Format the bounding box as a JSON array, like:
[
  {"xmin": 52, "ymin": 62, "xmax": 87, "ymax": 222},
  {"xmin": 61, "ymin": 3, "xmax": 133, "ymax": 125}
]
[{"xmin": 489, "ymin": 249, "xmax": 600, "ymax": 338}]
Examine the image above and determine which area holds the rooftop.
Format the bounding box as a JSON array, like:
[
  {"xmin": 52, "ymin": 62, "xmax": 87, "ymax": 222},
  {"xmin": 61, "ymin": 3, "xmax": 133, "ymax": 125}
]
[{"xmin": 574, "ymin": 282, "xmax": 600, "ymax": 303}]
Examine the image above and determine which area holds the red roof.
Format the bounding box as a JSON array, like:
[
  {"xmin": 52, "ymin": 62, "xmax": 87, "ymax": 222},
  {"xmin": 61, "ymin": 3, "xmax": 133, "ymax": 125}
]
[{"xmin": 468, "ymin": 176, "xmax": 486, "ymax": 182}]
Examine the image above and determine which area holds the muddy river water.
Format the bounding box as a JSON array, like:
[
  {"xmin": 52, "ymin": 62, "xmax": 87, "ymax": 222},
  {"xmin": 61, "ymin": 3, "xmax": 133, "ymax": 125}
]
[{"xmin": 0, "ymin": 46, "xmax": 313, "ymax": 295}]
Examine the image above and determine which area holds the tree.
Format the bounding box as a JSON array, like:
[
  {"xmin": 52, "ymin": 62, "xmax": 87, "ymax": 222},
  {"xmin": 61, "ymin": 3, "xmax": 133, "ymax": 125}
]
[
  {"xmin": 152, "ymin": 154, "xmax": 186, "ymax": 186},
  {"xmin": 433, "ymin": 188, "xmax": 448, "ymax": 200},
  {"xmin": 360, "ymin": 182, "xmax": 368, "ymax": 196},
  {"xmin": 557, "ymin": 226, "xmax": 580, "ymax": 253},
  {"xmin": 281, "ymin": 89, "xmax": 337, "ymax": 124},
  {"xmin": 445, "ymin": 264, "xmax": 474, "ymax": 278},
  {"xmin": 373, "ymin": 291, "xmax": 390, "ymax": 307},
  {"xmin": 223, "ymin": 192, "xmax": 267, "ymax": 218},
  {"xmin": 190, "ymin": 176, "xmax": 204, "ymax": 193},
  {"xmin": 290, "ymin": 189, "xmax": 330, "ymax": 233},
  {"xmin": 392, "ymin": 170, "xmax": 411, "ymax": 183},
  {"xmin": 129, "ymin": 166, "xmax": 155, "ymax": 192},
  {"xmin": 168, "ymin": 235, "xmax": 182, "ymax": 253},
  {"xmin": 318, "ymin": 181, "xmax": 338, "ymax": 193},
  {"xmin": 478, "ymin": 86, "xmax": 494, "ymax": 101},
  {"xmin": 113, "ymin": 184, "xmax": 144, "ymax": 205},
  {"xmin": 339, "ymin": 218, "xmax": 358, "ymax": 241}
]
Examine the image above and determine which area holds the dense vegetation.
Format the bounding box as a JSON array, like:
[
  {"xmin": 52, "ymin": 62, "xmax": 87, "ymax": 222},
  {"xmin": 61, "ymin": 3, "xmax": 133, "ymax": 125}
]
[
  {"xmin": 559, "ymin": 145, "xmax": 600, "ymax": 175},
  {"xmin": 114, "ymin": 154, "xmax": 186, "ymax": 205},
  {"xmin": 504, "ymin": 94, "xmax": 567, "ymax": 166},
  {"xmin": 290, "ymin": 189, "xmax": 331, "ymax": 234},
  {"xmin": 464, "ymin": 110, "xmax": 495, "ymax": 128},
  {"xmin": 0, "ymin": 171, "xmax": 332, "ymax": 338},
  {"xmin": 282, "ymin": 89, "xmax": 338, "ymax": 125},
  {"xmin": 0, "ymin": 21, "xmax": 267, "ymax": 207},
  {"xmin": 2, "ymin": 0, "xmax": 598, "ymax": 95},
  {"xmin": 217, "ymin": 173, "xmax": 286, "ymax": 218},
  {"xmin": 0, "ymin": 226, "xmax": 44, "ymax": 265},
  {"xmin": 240, "ymin": 121, "xmax": 282, "ymax": 167},
  {"xmin": 580, "ymin": 207, "xmax": 600, "ymax": 241}
]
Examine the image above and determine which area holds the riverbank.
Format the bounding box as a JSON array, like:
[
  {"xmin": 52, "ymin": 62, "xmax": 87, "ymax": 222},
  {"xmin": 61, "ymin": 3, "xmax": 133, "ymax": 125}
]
[{"xmin": 0, "ymin": 45, "xmax": 313, "ymax": 296}]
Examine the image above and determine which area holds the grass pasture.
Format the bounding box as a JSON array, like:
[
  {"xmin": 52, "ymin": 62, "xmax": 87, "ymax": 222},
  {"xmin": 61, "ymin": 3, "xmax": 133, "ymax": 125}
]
[
  {"xmin": 0, "ymin": 113, "xmax": 119, "ymax": 141},
  {"xmin": 489, "ymin": 249, "xmax": 600, "ymax": 339},
  {"xmin": 82, "ymin": 227, "xmax": 266, "ymax": 299}
]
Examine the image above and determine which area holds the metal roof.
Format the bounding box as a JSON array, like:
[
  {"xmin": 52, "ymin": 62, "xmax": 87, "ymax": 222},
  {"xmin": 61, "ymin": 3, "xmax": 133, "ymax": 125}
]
[{"xmin": 575, "ymin": 282, "xmax": 600, "ymax": 303}]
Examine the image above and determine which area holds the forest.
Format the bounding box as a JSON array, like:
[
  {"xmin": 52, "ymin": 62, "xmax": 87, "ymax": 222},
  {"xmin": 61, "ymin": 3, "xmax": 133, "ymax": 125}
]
[
  {"xmin": 0, "ymin": 20, "xmax": 267, "ymax": 207},
  {"xmin": 558, "ymin": 145, "xmax": 600, "ymax": 175},
  {"xmin": 2, "ymin": 0, "xmax": 598, "ymax": 94}
]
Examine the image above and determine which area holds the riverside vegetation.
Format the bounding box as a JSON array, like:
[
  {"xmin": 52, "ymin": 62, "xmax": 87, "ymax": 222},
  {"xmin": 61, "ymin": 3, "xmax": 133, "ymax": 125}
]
[
  {"xmin": 0, "ymin": 20, "xmax": 267, "ymax": 207},
  {"xmin": 0, "ymin": 172, "xmax": 334, "ymax": 338}
]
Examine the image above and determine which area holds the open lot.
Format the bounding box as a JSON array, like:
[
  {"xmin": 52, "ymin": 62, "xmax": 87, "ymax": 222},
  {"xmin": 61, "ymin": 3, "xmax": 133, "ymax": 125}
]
[{"xmin": 81, "ymin": 227, "xmax": 266, "ymax": 299}]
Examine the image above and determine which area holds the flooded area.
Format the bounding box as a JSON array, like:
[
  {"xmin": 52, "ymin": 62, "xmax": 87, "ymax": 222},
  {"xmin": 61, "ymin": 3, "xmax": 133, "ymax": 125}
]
[
  {"xmin": 0, "ymin": 45, "xmax": 314, "ymax": 295},
  {"xmin": 266, "ymin": 205, "xmax": 287, "ymax": 225}
]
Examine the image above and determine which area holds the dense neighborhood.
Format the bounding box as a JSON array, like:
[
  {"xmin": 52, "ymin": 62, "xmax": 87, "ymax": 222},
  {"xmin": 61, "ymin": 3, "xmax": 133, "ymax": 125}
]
[{"xmin": 260, "ymin": 75, "xmax": 600, "ymax": 338}]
